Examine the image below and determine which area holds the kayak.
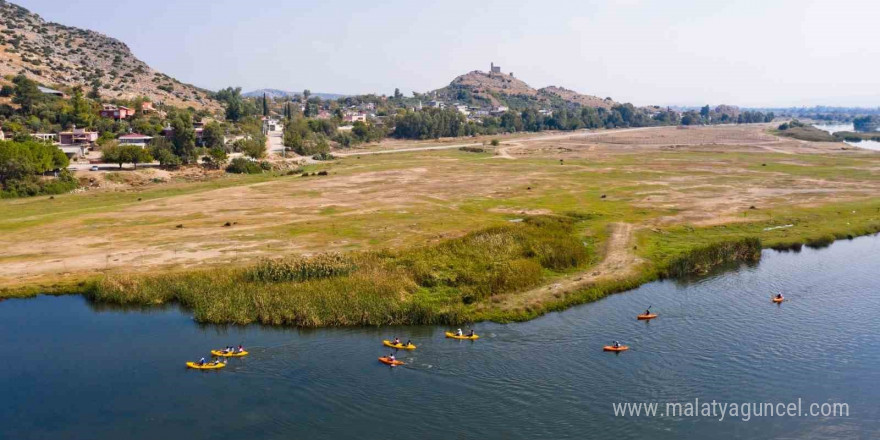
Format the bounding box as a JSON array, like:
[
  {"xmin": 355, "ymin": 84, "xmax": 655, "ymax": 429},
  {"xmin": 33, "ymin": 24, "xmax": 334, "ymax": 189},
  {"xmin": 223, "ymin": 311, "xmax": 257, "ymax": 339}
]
[
  {"xmin": 186, "ymin": 361, "xmax": 226, "ymax": 370},
  {"xmin": 637, "ymin": 313, "xmax": 657, "ymax": 320},
  {"xmin": 603, "ymin": 345, "xmax": 629, "ymax": 352},
  {"xmin": 211, "ymin": 349, "xmax": 249, "ymax": 357},
  {"xmin": 445, "ymin": 331, "xmax": 479, "ymax": 340},
  {"xmin": 378, "ymin": 356, "xmax": 405, "ymax": 366},
  {"xmin": 383, "ymin": 340, "xmax": 417, "ymax": 350},
  {"xmin": 772, "ymin": 297, "xmax": 784, "ymax": 303}
]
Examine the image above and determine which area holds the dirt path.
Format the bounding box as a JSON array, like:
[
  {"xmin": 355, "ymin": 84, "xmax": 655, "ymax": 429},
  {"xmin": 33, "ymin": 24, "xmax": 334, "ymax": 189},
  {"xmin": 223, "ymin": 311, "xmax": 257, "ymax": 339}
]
[
  {"xmin": 494, "ymin": 143, "xmax": 516, "ymax": 159},
  {"xmin": 488, "ymin": 223, "xmax": 642, "ymax": 312}
]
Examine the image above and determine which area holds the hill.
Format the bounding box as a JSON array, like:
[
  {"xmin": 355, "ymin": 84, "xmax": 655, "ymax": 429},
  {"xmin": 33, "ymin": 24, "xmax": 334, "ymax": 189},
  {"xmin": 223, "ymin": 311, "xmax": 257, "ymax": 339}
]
[
  {"xmin": 0, "ymin": 1, "xmax": 219, "ymax": 111},
  {"xmin": 431, "ymin": 70, "xmax": 616, "ymax": 109},
  {"xmin": 243, "ymin": 88, "xmax": 347, "ymax": 100}
]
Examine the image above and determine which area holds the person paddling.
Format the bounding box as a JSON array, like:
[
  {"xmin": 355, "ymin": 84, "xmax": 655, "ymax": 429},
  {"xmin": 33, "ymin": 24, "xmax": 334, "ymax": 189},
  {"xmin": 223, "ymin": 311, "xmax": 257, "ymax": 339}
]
[
  {"xmin": 456, "ymin": 328, "xmax": 463, "ymax": 337},
  {"xmin": 393, "ymin": 337, "xmax": 401, "ymax": 346},
  {"xmin": 405, "ymin": 340, "xmax": 412, "ymax": 347},
  {"xmin": 237, "ymin": 345, "xmax": 245, "ymax": 353},
  {"xmin": 612, "ymin": 340, "xmax": 620, "ymax": 348},
  {"xmin": 776, "ymin": 293, "xmax": 783, "ymax": 300},
  {"xmin": 466, "ymin": 329, "xmax": 475, "ymax": 337},
  {"xmin": 198, "ymin": 357, "xmax": 207, "ymax": 366}
]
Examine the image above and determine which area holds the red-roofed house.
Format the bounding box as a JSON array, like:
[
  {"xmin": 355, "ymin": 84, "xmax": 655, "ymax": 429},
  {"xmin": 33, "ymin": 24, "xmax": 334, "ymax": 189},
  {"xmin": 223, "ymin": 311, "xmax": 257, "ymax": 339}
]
[{"xmin": 100, "ymin": 104, "xmax": 135, "ymax": 120}]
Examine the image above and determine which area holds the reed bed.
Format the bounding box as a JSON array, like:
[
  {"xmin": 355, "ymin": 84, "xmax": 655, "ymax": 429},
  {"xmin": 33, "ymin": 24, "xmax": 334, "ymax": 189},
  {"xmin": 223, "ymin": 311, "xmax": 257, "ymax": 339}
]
[{"xmin": 91, "ymin": 216, "xmax": 591, "ymax": 326}]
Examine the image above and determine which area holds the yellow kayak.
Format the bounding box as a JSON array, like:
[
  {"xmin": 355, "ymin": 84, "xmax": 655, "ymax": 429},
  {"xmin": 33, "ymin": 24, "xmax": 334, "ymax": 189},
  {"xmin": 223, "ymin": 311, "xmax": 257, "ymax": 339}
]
[
  {"xmin": 383, "ymin": 340, "xmax": 417, "ymax": 350},
  {"xmin": 186, "ymin": 361, "xmax": 226, "ymax": 370},
  {"xmin": 445, "ymin": 331, "xmax": 479, "ymax": 340},
  {"xmin": 211, "ymin": 349, "xmax": 249, "ymax": 357}
]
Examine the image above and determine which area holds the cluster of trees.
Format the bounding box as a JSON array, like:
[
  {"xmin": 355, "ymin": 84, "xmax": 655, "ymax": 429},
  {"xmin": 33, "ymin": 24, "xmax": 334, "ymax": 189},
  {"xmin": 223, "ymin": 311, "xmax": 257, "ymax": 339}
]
[
  {"xmin": 390, "ymin": 104, "xmax": 681, "ymax": 140},
  {"xmin": 0, "ymin": 75, "xmax": 173, "ymax": 141},
  {"xmin": 853, "ymin": 116, "xmax": 879, "ymax": 132},
  {"xmin": 0, "ymin": 139, "xmax": 75, "ymax": 198},
  {"xmin": 282, "ymin": 118, "xmax": 330, "ymax": 156}
]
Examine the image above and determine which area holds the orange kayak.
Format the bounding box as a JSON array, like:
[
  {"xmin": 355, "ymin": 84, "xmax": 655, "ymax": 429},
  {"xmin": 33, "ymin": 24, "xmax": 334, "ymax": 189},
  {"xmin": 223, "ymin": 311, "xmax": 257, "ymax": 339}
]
[
  {"xmin": 603, "ymin": 345, "xmax": 629, "ymax": 352},
  {"xmin": 772, "ymin": 297, "xmax": 784, "ymax": 303},
  {"xmin": 637, "ymin": 313, "xmax": 657, "ymax": 320},
  {"xmin": 378, "ymin": 356, "xmax": 404, "ymax": 366}
]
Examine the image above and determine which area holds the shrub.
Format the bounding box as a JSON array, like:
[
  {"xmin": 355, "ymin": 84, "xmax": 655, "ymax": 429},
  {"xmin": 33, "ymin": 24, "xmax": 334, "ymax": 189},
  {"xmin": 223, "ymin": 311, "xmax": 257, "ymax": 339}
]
[{"xmin": 225, "ymin": 158, "xmax": 263, "ymax": 174}]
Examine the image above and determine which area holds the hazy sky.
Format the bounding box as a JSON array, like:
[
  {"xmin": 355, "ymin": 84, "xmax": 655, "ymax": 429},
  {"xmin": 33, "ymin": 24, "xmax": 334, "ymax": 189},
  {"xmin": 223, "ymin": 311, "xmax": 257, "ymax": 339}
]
[{"xmin": 15, "ymin": 0, "xmax": 880, "ymax": 107}]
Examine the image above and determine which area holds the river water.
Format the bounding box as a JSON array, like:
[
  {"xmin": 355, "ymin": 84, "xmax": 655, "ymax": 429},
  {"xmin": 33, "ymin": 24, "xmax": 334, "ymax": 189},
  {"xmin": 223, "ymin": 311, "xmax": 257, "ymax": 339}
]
[
  {"xmin": 813, "ymin": 122, "xmax": 880, "ymax": 151},
  {"xmin": 2, "ymin": 235, "xmax": 879, "ymax": 439}
]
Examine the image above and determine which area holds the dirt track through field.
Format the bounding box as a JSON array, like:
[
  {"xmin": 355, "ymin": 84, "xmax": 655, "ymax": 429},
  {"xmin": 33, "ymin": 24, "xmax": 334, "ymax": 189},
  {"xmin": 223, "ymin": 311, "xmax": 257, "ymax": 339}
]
[{"xmin": 488, "ymin": 223, "xmax": 642, "ymax": 312}]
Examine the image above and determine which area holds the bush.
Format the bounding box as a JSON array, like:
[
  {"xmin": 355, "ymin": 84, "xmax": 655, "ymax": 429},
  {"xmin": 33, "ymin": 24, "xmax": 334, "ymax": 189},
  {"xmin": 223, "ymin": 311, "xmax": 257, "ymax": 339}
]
[
  {"xmin": 490, "ymin": 139, "xmax": 500, "ymax": 146},
  {"xmin": 225, "ymin": 158, "xmax": 263, "ymax": 174}
]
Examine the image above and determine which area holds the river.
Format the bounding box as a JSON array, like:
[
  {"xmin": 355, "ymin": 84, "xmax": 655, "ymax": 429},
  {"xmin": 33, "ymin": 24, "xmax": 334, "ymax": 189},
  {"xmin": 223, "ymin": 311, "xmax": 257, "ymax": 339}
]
[
  {"xmin": 813, "ymin": 122, "xmax": 880, "ymax": 151},
  {"xmin": 2, "ymin": 235, "xmax": 879, "ymax": 439}
]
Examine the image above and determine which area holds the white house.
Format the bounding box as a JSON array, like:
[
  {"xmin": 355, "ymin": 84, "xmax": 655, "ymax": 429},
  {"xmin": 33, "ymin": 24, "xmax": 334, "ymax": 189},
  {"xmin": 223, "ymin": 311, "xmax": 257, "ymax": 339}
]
[{"xmin": 118, "ymin": 133, "xmax": 153, "ymax": 148}]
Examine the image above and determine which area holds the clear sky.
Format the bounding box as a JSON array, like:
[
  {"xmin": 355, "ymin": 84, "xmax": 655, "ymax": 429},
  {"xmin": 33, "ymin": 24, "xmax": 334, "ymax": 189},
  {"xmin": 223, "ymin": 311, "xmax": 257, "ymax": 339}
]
[{"xmin": 14, "ymin": 0, "xmax": 880, "ymax": 107}]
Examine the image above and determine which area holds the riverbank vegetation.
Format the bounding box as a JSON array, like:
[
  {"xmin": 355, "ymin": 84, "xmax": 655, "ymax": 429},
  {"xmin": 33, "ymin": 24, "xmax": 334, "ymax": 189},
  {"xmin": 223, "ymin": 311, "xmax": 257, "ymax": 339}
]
[
  {"xmin": 87, "ymin": 216, "xmax": 591, "ymax": 326},
  {"xmin": 774, "ymin": 120, "xmax": 839, "ymax": 142}
]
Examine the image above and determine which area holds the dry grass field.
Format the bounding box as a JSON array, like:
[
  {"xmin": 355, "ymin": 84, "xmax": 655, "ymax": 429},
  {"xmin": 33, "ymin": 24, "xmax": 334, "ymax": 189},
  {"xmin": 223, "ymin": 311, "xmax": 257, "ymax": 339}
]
[{"xmin": 2, "ymin": 124, "xmax": 879, "ymax": 306}]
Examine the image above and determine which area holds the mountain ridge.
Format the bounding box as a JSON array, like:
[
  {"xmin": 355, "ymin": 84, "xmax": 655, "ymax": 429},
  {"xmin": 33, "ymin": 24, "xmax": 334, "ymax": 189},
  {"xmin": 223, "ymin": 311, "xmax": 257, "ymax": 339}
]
[
  {"xmin": 0, "ymin": 0, "xmax": 220, "ymax": 111},
  {"xmin": 243, "ymin": 88, "xmax": 347, "ymax": 100}
]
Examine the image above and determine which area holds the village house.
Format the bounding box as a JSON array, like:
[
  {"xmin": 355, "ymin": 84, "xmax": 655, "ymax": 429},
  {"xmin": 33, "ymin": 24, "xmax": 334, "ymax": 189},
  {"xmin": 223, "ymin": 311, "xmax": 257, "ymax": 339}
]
[
  {"xmin": 343, "ymin": 112, "xmax": 367, "ymax": 123},
  {"xmin": 161, "ymin": 126, "xmax": 205, "ymax": 146},
  {"xmin": 100, "ymin": 104, "xmax": 135, "ymax": 120},
  {"xmin": 59, "ymin": 127, "xmax": 98, "ymax": 146},
  {"xmin": 454, "ymin": 104, "xmax": 469, "ymax": 115},
  {"xmin": 37, "ymin": 86, "xmax": 66, "ymax": 98},
  {"xmin": 140, "ymin": 101, "xmax": 156, "ymax": 113},
  {"xmin": 57, "ymin": 127, "xmax": 97, "ymax": 158},
  {"xmin": 118, "ymin": 133, "xmax": 153, "ymax": 148},
  {"xmin": 428, "ymin": 100, "xmax": 445, "ymax": 109},
  {"xmin": 491, "ymin": 105, "xmax": 509, "ymax": 115},
  {"xmin": 316, "ymin": 110, "xmax": 332, "ymax": 120},
  {"xmin": 32, "ymin": 133, "xmax": 58, "ymax": 143}
]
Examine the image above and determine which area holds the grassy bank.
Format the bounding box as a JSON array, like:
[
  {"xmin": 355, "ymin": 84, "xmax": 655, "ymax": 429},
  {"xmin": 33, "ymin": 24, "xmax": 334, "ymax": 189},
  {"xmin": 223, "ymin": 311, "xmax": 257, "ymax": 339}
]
[{"xmin": 87, "ymin": 216, "xmax": 591, "ymax": 326}]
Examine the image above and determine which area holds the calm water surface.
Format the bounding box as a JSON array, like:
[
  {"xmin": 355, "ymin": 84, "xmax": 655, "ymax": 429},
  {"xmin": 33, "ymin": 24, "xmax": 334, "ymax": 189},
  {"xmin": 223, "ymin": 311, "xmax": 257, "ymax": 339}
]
[
  {"xmin": 813, "ymin": 122, "xmax": 880, "ymax": 151},
  {"xmin": 2, "ymin": 235, "xmax": 880, "ymax": 439}
]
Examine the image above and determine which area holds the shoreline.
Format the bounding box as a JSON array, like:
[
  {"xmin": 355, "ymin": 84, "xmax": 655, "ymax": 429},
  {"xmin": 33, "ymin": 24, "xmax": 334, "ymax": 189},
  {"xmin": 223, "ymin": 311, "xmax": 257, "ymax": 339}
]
[{"xmin": 4, "ymin": 212, "xmax": 878, "ymax": 328}]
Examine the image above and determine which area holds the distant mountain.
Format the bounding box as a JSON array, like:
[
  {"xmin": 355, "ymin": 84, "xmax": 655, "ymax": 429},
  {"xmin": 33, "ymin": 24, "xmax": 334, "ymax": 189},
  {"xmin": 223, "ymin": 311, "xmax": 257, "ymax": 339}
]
[
  {"xmin": 0, "ymin": 1, "xmax": 220, "ymax": 111},
  {"xmin": 243, "ymin": 88, "xmax": 347, "ymax": 100},
  {"xmin": 430, "ymin": 69, "xmax": 616, "ymax": 109}
]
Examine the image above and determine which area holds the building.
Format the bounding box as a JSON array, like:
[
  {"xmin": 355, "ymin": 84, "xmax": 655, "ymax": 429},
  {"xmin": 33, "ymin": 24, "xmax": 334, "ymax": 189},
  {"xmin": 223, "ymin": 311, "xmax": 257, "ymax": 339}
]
[
  {"xmin": 0, "ymin": 129, "xmax": 5, "ymax": 141},
  {"xmin": 37, "ymin": 86, "xmax": 65, "ymax": 98},
  {"xmin": 454, "ymin": 104, "xmax": 469, "ymax": 115},
  {"xmin": 58, "ymin": 127, "xmax": 98, "ymax": 146},
  {"xmin": 343, "ymin": 112, "xmax": 367, "ymax": 123},
  {"xmin": 140, "ymin": 101, "xmax": 156, "ymax": 113},
  {"xmin": 491, "ymin": 105, "xmax": 509, "ymax": 115},
  {"xmin": 100, "ymin": 104, "xmax": 135, "ymax": 120},
  {"xmin": 118, "ymin": 133, "xmax": 153, "ymax": 148},
  {"xmin": 316, "ymin": 110, "xmax": 332, "ymax": 120},
  {"xmin": 33, "ymin": 133, "xmax": 58, "ymax": 143},
  {"xmin": 428, "ymin": 100, "xmax": 445, "ymax": 109},
  {"xmin": 161, "ymin": 126, "xmax": 205, "ymax": 146},
  {"xmin": 490, "ymin": 62, "xmax": 501, "ymax": 74}
]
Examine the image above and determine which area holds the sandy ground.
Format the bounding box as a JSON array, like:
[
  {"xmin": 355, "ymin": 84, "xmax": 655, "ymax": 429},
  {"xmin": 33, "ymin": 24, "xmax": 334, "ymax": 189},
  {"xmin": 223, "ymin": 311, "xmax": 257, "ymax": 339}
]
[{"xmin": 2, "ymin": 123, "xmax": 878, "ymax": 288}]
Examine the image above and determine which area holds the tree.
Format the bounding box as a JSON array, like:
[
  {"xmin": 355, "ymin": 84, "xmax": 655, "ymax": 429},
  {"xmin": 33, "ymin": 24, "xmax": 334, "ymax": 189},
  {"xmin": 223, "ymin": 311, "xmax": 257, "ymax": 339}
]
[
  {"xmin": 102, "ymin": 143, "xmax": 153, "ymax": 169},
  {"xmin": 700, "ymin": 105, "xmax": 711, "ymax": 120},
  {"xmin": 87, "ymin": 82, "xmax": 102, "ymax": 100},
  {"xmin": 169, "ymin": 112, "xmax": 196, "ymax": 163},
  {"xmin": 262, "ymin": 92, "xmax": 269, "ymax": 116},
  {"xmin": 394, "ymin": 88, "xmax": 402, "ymax": 99},
  {"xmin": 202, "ymin": 121, "xmax": 225, "ymax": 149},
  {"xmin": 12, "ymin": 75, "xmax": 43, "ymax": 114},
  {"xmin": 303, "ymin": 89, "xmax": 311, "ymax": 101},
  {"xmin": 68, "ymin": 86, "xmax": 95, "ymax": 128},
  {"xmin": 240, "ymin": 138, "xmax": 266, "ymax": 159},
  {"xmin": 149, "ymin": 138, "xmax": 181, "ymax": 168},
  {"xmin": 207, "ymin": 147, "xmax": 228, "ymax": 168}
]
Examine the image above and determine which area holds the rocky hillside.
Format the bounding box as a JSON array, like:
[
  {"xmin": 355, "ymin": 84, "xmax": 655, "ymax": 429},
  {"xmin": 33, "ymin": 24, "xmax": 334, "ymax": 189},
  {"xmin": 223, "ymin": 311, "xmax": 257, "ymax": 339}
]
[
  {"xmin": 432, "ymin": 70, "xmax": 616, "ymax": 109},
  {"xmin": 0, "ymin": 1, "xmax": 219, "ymax": 111}
]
